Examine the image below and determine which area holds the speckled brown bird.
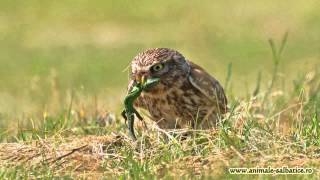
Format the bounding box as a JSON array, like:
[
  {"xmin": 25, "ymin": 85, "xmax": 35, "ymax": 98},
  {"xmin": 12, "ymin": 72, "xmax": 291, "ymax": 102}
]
[{"xmin": 128, "ymin": 48, "xmax": 227, "ymax": 129}]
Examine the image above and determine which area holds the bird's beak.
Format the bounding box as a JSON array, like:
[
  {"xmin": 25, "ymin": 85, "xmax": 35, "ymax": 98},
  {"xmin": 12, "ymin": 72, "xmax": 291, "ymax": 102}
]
[
  {"xmin": 136, "ymin": 75, "xmax": 147, "ymax": 84},
  {"xmin": 141, "ymin": 75, "xmax": 146, "ymax": 84},
  {"xmin": 135, "ymin": 73, "xmax": 160, "ymax": 89}
]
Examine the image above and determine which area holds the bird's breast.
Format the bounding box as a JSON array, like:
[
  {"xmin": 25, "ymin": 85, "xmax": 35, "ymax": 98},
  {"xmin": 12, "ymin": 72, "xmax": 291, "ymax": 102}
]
[{"xmin": 138, "ymin": 79, "xmax": 214, "ymax": 126}]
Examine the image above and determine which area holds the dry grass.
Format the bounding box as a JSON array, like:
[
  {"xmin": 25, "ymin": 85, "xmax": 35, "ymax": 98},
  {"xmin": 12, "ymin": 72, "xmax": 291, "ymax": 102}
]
[
  {"xmin": 0, "ymin": 75, "xmax": 319, "ymax": 178},
  {"xmin": 0, "ymin": 129, "xmax": 319, "ymax": 178},
  {"xmin": 1, "ymin": 61, "xmax": 319, "ymax": 179}
]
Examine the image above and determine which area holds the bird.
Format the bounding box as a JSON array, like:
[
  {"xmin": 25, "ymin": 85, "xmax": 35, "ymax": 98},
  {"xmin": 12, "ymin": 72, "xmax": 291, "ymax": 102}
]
[{"xmin": 127, "ymin": 48, "xmax": 228, "ymax": 130}]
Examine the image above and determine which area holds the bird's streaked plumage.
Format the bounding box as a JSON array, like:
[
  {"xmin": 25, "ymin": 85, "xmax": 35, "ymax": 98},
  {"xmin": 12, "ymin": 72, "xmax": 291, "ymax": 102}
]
[{"xmin": 128, "ymin": 48, "xmax": 227, "ymax": 129}]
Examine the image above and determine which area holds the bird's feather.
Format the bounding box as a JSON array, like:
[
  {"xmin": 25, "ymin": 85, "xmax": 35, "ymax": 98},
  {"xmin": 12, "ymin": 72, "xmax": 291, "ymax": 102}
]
[{"xmin": 188, "ymin": 61, "xmax": 228, "ymax": 113}]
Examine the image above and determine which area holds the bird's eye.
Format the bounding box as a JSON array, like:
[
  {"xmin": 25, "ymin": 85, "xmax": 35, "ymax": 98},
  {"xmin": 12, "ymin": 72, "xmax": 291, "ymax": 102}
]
[{"xmin": 152, "ymin": 64, "xmax": 164, "ymax": 72}]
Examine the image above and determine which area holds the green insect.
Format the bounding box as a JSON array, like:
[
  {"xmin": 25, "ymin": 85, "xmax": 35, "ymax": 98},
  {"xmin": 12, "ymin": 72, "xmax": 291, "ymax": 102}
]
[{"xmin": 122, "ymin": 77, "xmax": 160, "ymax": 140}]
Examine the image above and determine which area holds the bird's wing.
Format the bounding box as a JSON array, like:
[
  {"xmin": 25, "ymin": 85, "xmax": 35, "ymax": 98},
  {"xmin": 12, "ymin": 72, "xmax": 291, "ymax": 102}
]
[{"xmin": 188, "ymin": 61, "xmax": 228, "ymax": 113}]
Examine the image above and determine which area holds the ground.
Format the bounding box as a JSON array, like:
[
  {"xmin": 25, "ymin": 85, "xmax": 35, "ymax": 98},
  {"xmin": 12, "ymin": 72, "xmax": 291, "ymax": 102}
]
[{"xmin": 1, "ymin": 72, "xmax": 320, "ymax": 178}]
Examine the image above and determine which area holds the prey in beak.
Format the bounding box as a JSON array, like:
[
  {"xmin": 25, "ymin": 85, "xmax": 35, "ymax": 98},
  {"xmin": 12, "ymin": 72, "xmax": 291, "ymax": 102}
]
[
  {"xmin": 135, "ymin": 72, "xmax": 149, "ymax": 85},
  {"xmin": 135, "ymin": 73, "xmax": 159, "ymax": 91}
]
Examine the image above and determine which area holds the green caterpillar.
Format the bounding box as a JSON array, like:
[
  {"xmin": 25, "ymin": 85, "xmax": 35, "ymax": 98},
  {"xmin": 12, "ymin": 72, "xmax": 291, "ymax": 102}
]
[{"xmin": 122, "ymin": 78, "xmax": 160, "ymax": 140}]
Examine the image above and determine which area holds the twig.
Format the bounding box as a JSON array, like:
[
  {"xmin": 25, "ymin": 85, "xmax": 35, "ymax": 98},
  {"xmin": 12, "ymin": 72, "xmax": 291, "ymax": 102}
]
[{"xmin": 49, "ymin": 144, "xmax": 88, "ymax": 164}]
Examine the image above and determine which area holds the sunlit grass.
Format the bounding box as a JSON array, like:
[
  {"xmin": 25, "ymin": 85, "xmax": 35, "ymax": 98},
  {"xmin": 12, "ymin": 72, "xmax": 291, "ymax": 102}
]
[{"xmin": 0, "ymin": 33, "xmax": 319, "ymax": 178}]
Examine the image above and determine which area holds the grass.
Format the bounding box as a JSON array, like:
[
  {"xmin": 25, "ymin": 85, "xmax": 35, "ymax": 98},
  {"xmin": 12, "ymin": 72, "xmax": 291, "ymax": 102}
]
[
  {"xmin": 0, "ymin": 0, "xmax": 320, "ymax": 179},
  {"xmin": 0, "ymin": 34, "xmax": 320, "ymax": 179}
]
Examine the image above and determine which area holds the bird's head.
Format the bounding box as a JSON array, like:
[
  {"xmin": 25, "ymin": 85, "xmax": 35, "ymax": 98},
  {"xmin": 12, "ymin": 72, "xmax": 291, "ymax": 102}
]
[{"xmin": 131, "ymin": 48, "xmax": 190, "ymax": 90}]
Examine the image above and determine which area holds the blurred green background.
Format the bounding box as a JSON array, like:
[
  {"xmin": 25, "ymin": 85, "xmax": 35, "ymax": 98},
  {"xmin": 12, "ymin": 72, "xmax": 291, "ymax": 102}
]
[{"xmin": 0, "ymin": 0, "xmax": 319, "ymax": 116}]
